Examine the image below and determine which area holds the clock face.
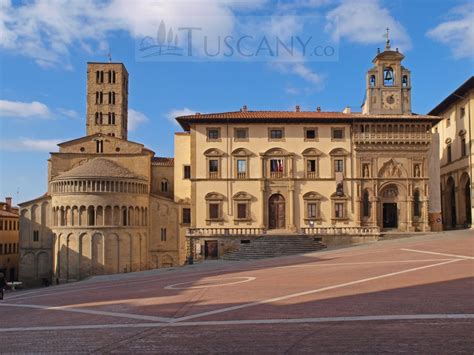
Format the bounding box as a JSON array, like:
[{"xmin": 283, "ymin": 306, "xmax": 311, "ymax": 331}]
[{"xmin": 382, "ymin": 91, "xmax": 400, "ymax": 110}]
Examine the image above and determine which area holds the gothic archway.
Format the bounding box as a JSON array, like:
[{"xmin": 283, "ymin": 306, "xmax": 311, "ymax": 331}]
[{"xmin": 379, "ymin": 184, "xmax": 399, "ymax": 229}]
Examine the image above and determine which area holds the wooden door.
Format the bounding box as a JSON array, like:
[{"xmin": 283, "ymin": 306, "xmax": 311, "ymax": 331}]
[
  {"xmin": 205, "ymin": 241, "xmax": 218, "ymax": 259},
  {"xmin": 269, "ymin": 194, "xmax": 285, "ymax": 229}
]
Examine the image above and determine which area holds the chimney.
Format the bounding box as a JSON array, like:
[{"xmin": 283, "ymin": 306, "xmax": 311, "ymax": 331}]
[
  {"xmin": 242, "ymin": 105, "xmax": 248, "ymax": 112},
  {"xmin": 295, "ymin": 105, "xmax": 300, "ymax": 112},
  {"xmin": 5, "ymin": 197, "xmax": 12, "ymax": 211},
  {"xmin": 316, "ymin": 107, "xmax": 321, "ymax": 112}
]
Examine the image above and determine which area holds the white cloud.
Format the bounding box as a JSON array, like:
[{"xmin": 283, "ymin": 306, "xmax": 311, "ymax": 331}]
[
  {"xmin": 57, "ymin": 108, "xmax": 80, "ymax": 119},
  {"xmin": 0, "ymin": 138, "xmax": 63, "ymax": 152},
  {"xmin": 326, "ymin": 0, "xmax": 411, "ymax": 51},
  {"xmin": 0, "ymin": 99, "xmax": 51, "ymax": 118},
  {"xmin": 166, "ymin": 107, "xmax": 197, "ymax": 126},
  {"xmin": 427, "ymin": 3, "xmax": 474, "ymax": 60},
  {"xmin": 0, "ymin": 0, "xmax": 266, "ymax": 67},
  {"xmin": 128, "ymin": 109, "xmax": 149, "ymax": 131}
]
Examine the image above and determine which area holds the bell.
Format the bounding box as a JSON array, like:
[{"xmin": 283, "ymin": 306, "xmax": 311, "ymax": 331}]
[
  {"xmin": 384, "ymin": 69, "xmax": 393, "ymax": 81},
  {"xmin": 402, "ymin": 76, "xmax": 408, "ymax": 85}
]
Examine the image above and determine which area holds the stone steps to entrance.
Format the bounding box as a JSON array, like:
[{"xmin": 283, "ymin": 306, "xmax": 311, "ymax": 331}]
[{"xmin": 222, "ymin": 235, "xmax": 327, "ymax": 261}]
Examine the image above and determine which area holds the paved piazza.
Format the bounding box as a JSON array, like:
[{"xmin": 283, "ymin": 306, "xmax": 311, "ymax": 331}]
[{"xmin": 1, "ymin": 230, "xmax": 473, "ymax": 353}]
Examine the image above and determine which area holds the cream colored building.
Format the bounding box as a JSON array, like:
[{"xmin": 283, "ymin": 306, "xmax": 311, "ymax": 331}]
[
  {"xmin": 19, "ymin": 62, "xmax": 185, "ymax": 286},
  {"xmin": 430, "ymin": 77, "xmax": 473, "ymax": 229},
  {"xmin": 0, "ymin": 198, "xmax": 20, "ymax": 282},
  {"xmin": 174, "ymin": 42, "xmax": 443, "ymax": 260}
]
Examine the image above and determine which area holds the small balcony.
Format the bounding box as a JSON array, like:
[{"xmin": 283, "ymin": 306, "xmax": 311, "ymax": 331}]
[
  {"xmin": 236, "ymin": 172, "xmax": 247, "ymax": 179},
  {"xmin": 306, "ymin": 171, "xmax": 318, "ymax": 179},
  {"xmin": 270, "ymin": 171, "xmax": 285, "ymax": 179},
  {"xmin": 208, "ymin": 171, "xmax": 219, "ymax": 179}
]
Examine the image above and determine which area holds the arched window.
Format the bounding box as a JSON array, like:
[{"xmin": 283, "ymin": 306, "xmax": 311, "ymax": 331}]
[
  {"xmin": 363, "ymin": 190, "xmax": 370, "ymax": 217},
  {"xmin": 384, "ymin": 66, "xmax": 394, "ymax": 86},
  {"xmin": 413, "ymin": 189, "xmax": 421, "ymax": 217},
  {"xmin": 402, "ymin": 75, "xmax": 408, "ymax": 87},
  {"xmin": 161, "ymin": 179, "xmax": 168, "ymax": 193},
  {"xmin": 370, "ymin": 75, "xmax": 376, "ymax": 87}
]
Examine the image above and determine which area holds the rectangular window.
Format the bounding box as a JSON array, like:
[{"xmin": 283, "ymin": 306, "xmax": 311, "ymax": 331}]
[
  {"xmin": 235, "ymin": 128, "xmax": 248, "ymax": 140},
  {"xmin": 269, "ymin": 129, "xmax": 284, "ymax": 140},
  {"xmin": 182, "ymin": 208, "xmax": 191, "ymax": 224},
  {"xmin": 270, "ymin": 159, "xmax": 284, "ymax": 178},
  {"xmin": 332, "ymin": 128, "xmax": 345, "ymax": 140},
  {"xmin": 237, "ymin": 159, "xmax": 247, "ymax": 178},
  {"xmin": 447, "ymin": 144, "xmax": 452, "ymax": 163},
  {"xmin": 460, "ymin": 107, "xmax": 465, "ymax": 119},
  {"xmin": 305, "ymin": 128, "xmax": 317, "ymax": 140},
  {"xmin": 207, "ymin": 128, "xmax": 220, "ymax": 140},
  {"xmin": 0, "ymin": 244, "xmax": 3, "ymax": 255},
  {"xmin": 33, "ymin": 230, "xmax": 39, "ymax": 242},
  {"xmin": 183, "ymin": 165, "xmax": 191, "ymax": 179},
  {"xmin": 334, "ymin": 159, "xmax": 344, "ymax": 173},
  {"xmin": 209, "ymin": 159, "xmax": 219, "ymax": 178},
  {"xmin": 0, "ymin": 220, "xmax": 3, "ymax": 230},
  {"xmin": 160, "ymin": 228, "xmax": 167, "ymax": 242},
  {"xmin": 209, "ymin": 203, "xmax": 219, "ymax": 219},
  {"xmin": 335, "ymin": 203, "xmax": 344, "ymax": 218},
  {"xmin": 461, "ymin": 137, "xmax": 467, "ymax": 157},
  {"xmin": 307, "ymin": 160, "xmax": 316, "ymax": 172},
  {"xmin": 307, "ymin": 203, "xmax": 317, "ymax": 219},
  {"xmin": 237, "ymin": 203, "xmax": 247, "ymax": 219}
]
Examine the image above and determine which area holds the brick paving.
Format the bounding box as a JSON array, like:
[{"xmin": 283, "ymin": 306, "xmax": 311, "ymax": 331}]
[{"xmin": 0, "ymin": 229, "xmax": 473, "ymax": 353}]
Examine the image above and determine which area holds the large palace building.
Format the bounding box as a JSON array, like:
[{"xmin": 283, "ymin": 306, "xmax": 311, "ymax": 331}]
[
  {"xmin": 174, "ymin": 41, "xmax": 443, "ymax": 260},
  {"xmin": 19, "ymin": 40, "xmax": 445, "ymax": 283},
  {"xmin": 19, "ymin": 63, "xmax": 185, "ymax": 286}
]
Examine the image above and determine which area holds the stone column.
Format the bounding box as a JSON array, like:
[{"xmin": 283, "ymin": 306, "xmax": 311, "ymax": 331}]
[
  {"xmin": 371, "ymin": 197, "xmax": 378, "ymax": 227},
  {"xmin": 428, "ymin": 132, "xmax": 443, "ymax": 231},
  {"xmin": 288, "ymin": 182, "xmax": 296, "ymax": 232}
]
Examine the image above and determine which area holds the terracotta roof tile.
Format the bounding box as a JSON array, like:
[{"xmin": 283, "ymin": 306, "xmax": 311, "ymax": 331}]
[
  {"xmin": 152, "ymin": 157, "xmax": 174, "ymax": 167},
  {"xmin": 175, "ymin": 110, "xmax": 442, "ymax": 130},
  {"xmin": 0, "ymin": 209, "xmax": 18, "ymax": 218}
]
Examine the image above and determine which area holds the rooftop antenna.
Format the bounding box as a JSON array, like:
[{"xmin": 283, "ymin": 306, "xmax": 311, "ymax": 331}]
[{"xmin": 384, "ymin": 27, "xmax": 391, "ymax": 50}]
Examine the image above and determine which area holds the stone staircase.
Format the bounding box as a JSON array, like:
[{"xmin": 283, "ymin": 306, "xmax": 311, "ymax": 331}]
[{"xmin": 221, "ymin": 235, "xmax": 327, "ymax": 261}]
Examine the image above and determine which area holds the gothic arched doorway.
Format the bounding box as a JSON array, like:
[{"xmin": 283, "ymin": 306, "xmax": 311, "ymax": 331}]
[
  {"xmin": 446, "ymin": 176, "xmax": 456, "ymax": 228},
  {"xmin": 269, "ymin": 194, "xmax": 285, "ymax": 229},
  {"xmin": 380, "ymin": 184, "xmax": 399, "ymax": 229}
]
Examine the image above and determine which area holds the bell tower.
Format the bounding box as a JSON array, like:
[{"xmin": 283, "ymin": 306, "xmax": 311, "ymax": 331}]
[
  {"xmin": 86, "ymin": 62, "xmax": 129, "ymax": 139},
  {"xmin": 362, "ymin": 29, "xmax": 411, "ymax": 115}
]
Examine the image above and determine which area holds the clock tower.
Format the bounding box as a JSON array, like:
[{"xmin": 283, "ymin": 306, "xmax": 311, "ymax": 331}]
[{"xmin": 362, "ymin": 31, "xmax": 411, "ymax": 115}]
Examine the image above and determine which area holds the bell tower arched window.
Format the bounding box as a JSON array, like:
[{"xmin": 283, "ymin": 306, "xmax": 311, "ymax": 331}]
[
  {"xmin": 370, "ymin": 75, "xmax": 376, "ymax": 87},
  {"xmin": 402, "ymin": 75, "xmax": 408, "ymax": 87},
  {"xmin": 383, "ymin": 66, "xmax": 394, "ymax": 86}
]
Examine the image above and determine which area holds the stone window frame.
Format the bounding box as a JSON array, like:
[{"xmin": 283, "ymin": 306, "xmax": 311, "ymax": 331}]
[
  {"xmin": 331, "ymin": 192, "xmax": 350, "ymax": 222},
  {"xmin": 331, "ymin": 127, "xmax": 346, "ymax": 141},
  {"xmin": 232, "ymin": 148, "xmax": 252, "ymax": 179},
  {"xmin": 304, "ymin": 127, "xmax": 319, "ymax": 142},
  {"xmin": 182, "ymin": 207, "xmax": 191, "ymax": 225},
  {"xmin": 234, "ymin": 127, "xmax": 249, "ymax": 142},
  {"xmin": 302, "ymin": 148, "xmax": 322, "ymax": 179},
  {"xmin": 233, "ymin": 191, "xmax": 252, "ymax": 223},
  {"xmin": 160, "ymin": 179, "xmax": 169, "ymax": 193},
  {"xmin": 206, "ymin": 127, "xmax": 222, "ymax": 142},
  {"xmin": 303, "ymin": 191, "xmax": 323, "ymax": 223},
  {"xmin": 205, "ymin": 192, "xmax": 225, "ymax": 223},
  {"xmin": 330, "ymin": 148, "xmax": 349, "ymax": 179},
  {"xmin": 204, "ymin": 148, "xmax": 225, "ymax": 179},
  {"xmin": 268, "ymin": 127, "xmax": 285, "ymax": 142},
  {"xmin": 261, "ymin": 148, "xmax": 292, "ymax": 179},
  {"xmin": 413, "ymin": 188, "xmax": 422, "ymax": 219}
]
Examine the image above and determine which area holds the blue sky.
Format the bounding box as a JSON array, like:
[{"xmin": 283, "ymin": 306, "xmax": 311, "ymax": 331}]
[{"xmin": 0, "ymin": 0, "xmax": 473, "ymax": 203}]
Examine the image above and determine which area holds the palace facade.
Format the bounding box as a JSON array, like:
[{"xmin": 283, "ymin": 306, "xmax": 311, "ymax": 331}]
[
  {"xmin": 0, "ymin": 197, "xmax": 20, "ymax": 282},
  {"xmin": 174, "ymin": 42, "xmax": 443, "ymax": 260},
  {"xmin": 19, "ymin": 63, "xmax": 185, "ymax": 286},
  {"xmin": 430, "ymin": 77, "xmax": 473, "ymax": 229}
]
